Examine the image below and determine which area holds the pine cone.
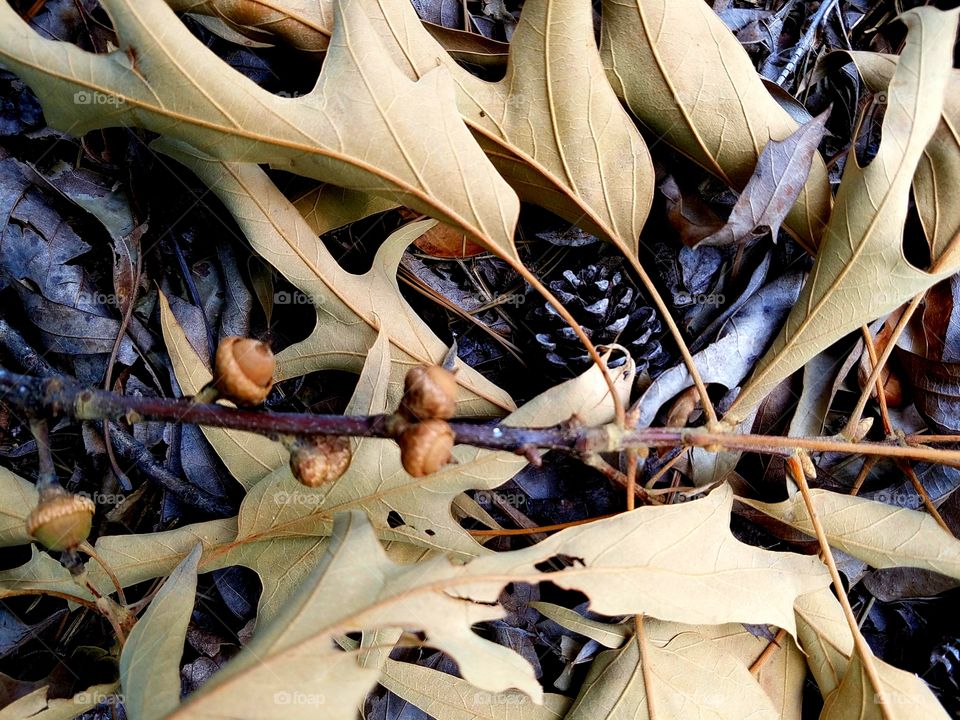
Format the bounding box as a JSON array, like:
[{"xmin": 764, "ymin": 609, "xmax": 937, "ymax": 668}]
[{"xmin": 527, "ymin": 257, "xmax": 670, "ymax": 377}]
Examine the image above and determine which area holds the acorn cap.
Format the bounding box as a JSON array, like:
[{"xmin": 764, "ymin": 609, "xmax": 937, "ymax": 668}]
[
  {"xmin": 214, "ymin": 336, "xmax": 275, "ymax": 406},
  {"xmin": 399, "ymin": 365, "xmax": 458, "ymax": 421},
  {"xmin": 399, "ymin": 419, "xmax": 455, "ymax": 477},
  {"xmin": 26, "ymin": 491, "xmax": 95, "ymax": 551},
  {"xmin": 290, "ymin": 435, "xmax": 352, "ymax": 487}
]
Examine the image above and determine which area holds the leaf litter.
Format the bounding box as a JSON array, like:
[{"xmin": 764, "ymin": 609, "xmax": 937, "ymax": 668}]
[{"xmin": 0, "ymin": 0, "xmax": 959, "ymax": 718}]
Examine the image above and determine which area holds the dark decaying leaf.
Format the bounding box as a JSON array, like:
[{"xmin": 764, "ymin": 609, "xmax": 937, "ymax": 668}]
[
  {"xmin": 898, "ymin": 350, "xmax": 960, "ymax": 433},
  {"xmin": 660, "ymin": 175, "xmax": 725, "ymax": 247},
  {"xmin": 896, "ymin": 274, "xmax": 960, "ymax": 433},
  {"xmin": 863, "ymin": 567, "xmax": 960, "ymax": 602},
  {"xmin": 699, "ymin": 110, "xmax": 830, "ymax": 248}
]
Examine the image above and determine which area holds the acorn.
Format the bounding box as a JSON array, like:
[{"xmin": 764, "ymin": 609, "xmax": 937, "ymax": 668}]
[
  {"xmin": 213, "ymin": 336, "xmax": 275, "ymax": 406},
  {"xmin": 26, "ymin": 490, "xmax": 95, "ymax": 551},
  {"xmin": 289, "ymin": 435, "xmax": 352, "ymax": 487},
  {"xmin": 399, "ymin": 365, "xmax": 458, "ymax": 421},
  {"xmin": 399, "ymin": 419, "xmax": 455, "ymax": 477}
]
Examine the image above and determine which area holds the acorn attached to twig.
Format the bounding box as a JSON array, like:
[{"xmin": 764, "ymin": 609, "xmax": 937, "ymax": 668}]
[
  {"xmin": 288, "ymin": 435, "xmax": 352, "ymax": 487},
  {"xmin": 26, "ymin": 489, "xmax": 95, "ymax": 551},
  {"xmin": 399, "ymin": 419, "xmax": 455, "ymax": 477},
  {"xmin": 204, "ymin": 336, "xmax": 275, "ymax": 406},
  {"xmin": 399, "ymin": 365, "xmax": 458, "ymax": 421}
]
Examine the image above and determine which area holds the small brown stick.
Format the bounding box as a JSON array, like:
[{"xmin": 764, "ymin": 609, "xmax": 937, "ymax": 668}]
[
  {"xmin": 635, "ymin": 614, "xmax": 658, "ymax": 718},
  {"xmin": 860, "ymin": 326, "xmax": 894, "ymax": 436},
  {"xmin": 897, "ymin": 461, "xmax": 953, "ymax": 536},
  {"xmin": 79, "ymin": 541, "xmax": 128, "ymax": 606},
  {"xmin": 749, "ymin": 627, "xmax": 788, "ymax": 676},
  {"xmin": 579, "ymin": 454, "xmax": 661, "ymax": 505},
  {"xmin": 467, "ymin": 514, "xmax": 617, "ymax": 537},
  {"xmin": 849, "ymin": 456, "xmax": 877, "ymax": 497}
]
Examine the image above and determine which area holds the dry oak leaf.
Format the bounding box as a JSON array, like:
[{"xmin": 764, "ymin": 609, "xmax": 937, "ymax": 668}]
[
  {"xmin": 600, "ymin": 0, "xmax": 832, "ymax": 252},
  {"xmin": 0, "ymin": 0, "xmax": 521, "ymax": 263},
  {"xmin": 378, "ymin": 660, "xmax": 572, "ymax": 719},
  {"xmin": 156, "ymin": 141, "xmax": 514, "ymax": 417},
  {"xmin": 315, "ymin": 0, "xmax": 656, "ymax": 261},
  {"xmin": 164, "ymin": 0, "xmax": 510, "ymax": 67},
  {"xmin": 741, "ymin": 490, "xmax": 960, "ymax": 580},
  {"xmin": 843, "ymin": 52, "xmax": 960, "ymax": 260},
  {"xmin": 119, "ymin": 546, "xmax": 202, "ymax": 720},
  {"xmin": 726, "ymin": 7, "xmax": 960, "ymax": 422},
  {"xmin": 0, "ymin": 477, "xmax": 828, "ymax": 716},
  {"xmin": 166, "ymin": 0, "xmax": 653, "ymax": 263},
  {"xmin": 795, "ymin": 590, "xmax": 949, "ymax": 718},
  {"xmin": 163, "ymin": 485, "xmax": 827, "ymax": 718},
  {"xmin": 565, "ymin": 618, "xmax": 780, "ymax": 720}
]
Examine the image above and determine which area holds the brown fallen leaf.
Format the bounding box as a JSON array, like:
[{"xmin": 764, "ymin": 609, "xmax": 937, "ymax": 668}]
[
  {"xmin": 660, "ymin": 176, "xmax": 725, "ymax": 247},
  {"xmin": 897, "ymin": 349, "xmax": 960, "ymax": 434},
  {"xmin": 698, "ymin": 110, "xmax": 830, "ymax": 248},
  {"xmin": 408, "ymin": 219, "xmax": 486, "ymax": 259},
  {"xmin": 726, "ymin": 8, "xmax": 960, "ymax": 422},
  {"xmin": 600, "ymin": 0, "xmax": 832, "ymax": 251},
  {"xmin": 843, "ymin": 52, "xmax": 960, "ymax": 260},
  {"xmin": 165, "ymin": 0, "xmax": 510, "ymax": 67}
]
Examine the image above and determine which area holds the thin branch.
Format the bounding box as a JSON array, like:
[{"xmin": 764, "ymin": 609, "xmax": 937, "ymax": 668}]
[
  {"xmin": 4, "ymin": 368, "xmax": 960, "ymax": 467},
  {"xmin": 788, "ymin": 455, "xmax": 890, "ymax": 714}
]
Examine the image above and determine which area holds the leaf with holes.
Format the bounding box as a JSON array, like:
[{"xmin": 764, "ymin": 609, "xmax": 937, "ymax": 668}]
[{"xmin": 162, "ymin": 486, "xmax": 827, "ymax": 717}]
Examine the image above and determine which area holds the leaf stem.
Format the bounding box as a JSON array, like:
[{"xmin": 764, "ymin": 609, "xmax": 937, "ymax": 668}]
[
  {"xmin": 842, "ymin": 292, "xmax": 923, "ymax": 437},
  {"xmin": 620, "ymin": 251, "xmax": 718, "ymax": 426},
  {"xmin": 787, "ymin": 455, "xmax": 890, "ymax": 716}
]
